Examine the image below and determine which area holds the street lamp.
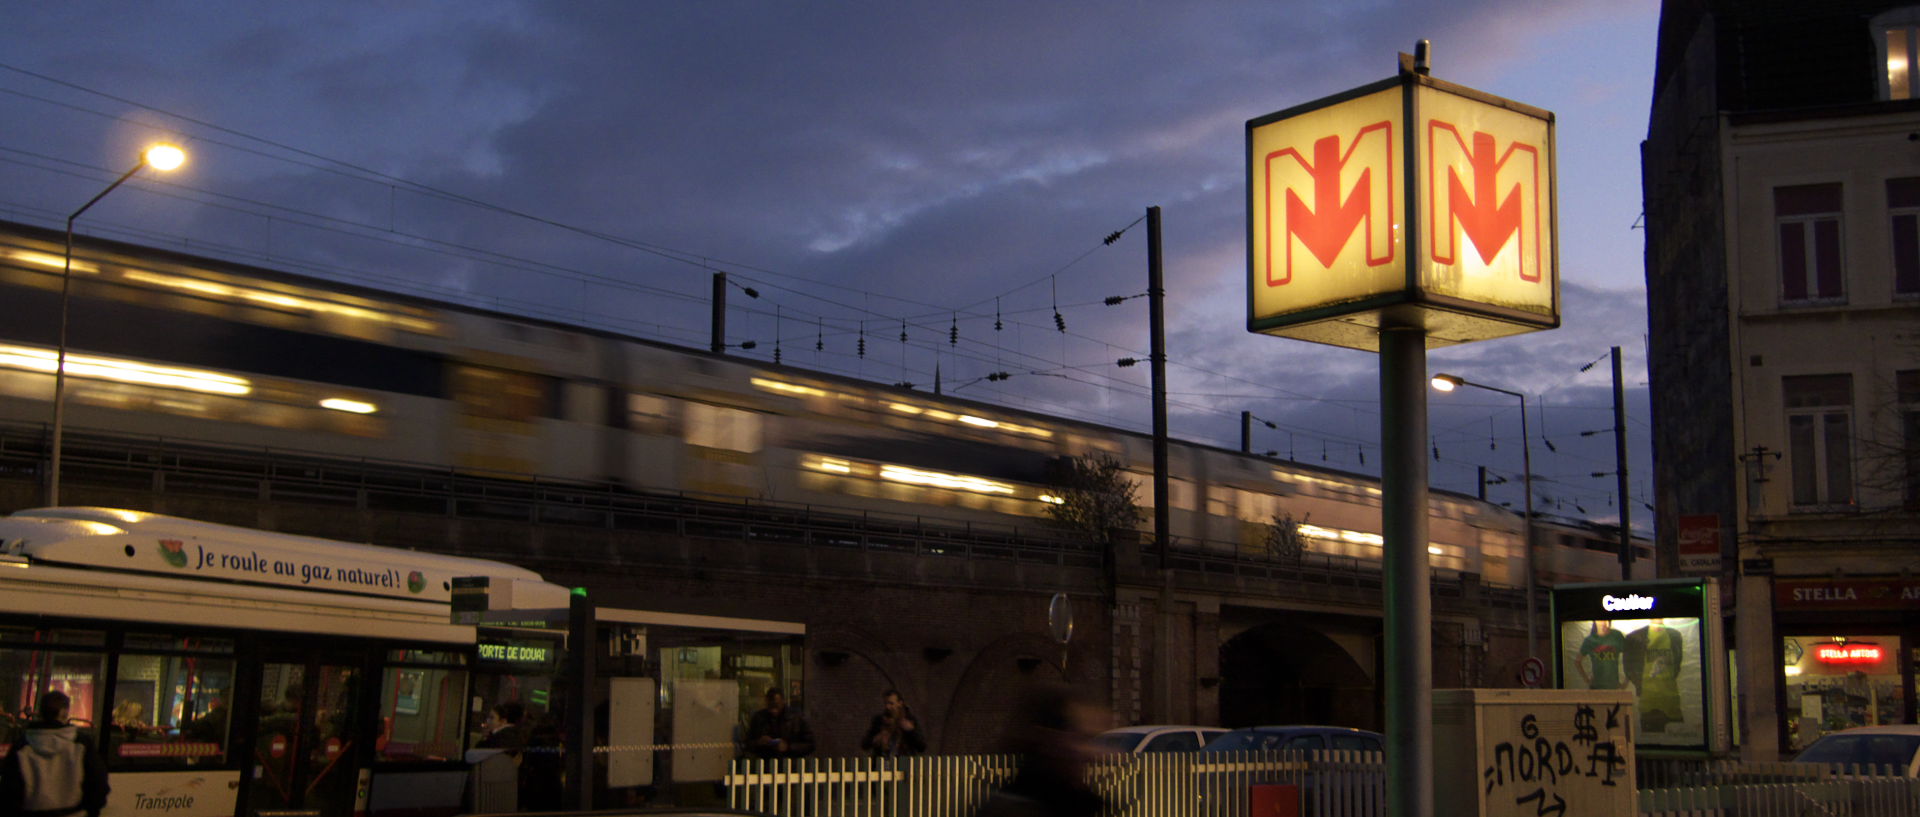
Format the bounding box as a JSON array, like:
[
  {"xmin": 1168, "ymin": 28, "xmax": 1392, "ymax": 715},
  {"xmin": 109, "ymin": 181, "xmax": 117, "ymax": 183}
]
[
  {"xmin": 1431, "ymin": 372, "xmax": 1539, "ymax": 661},
  {"xmin": 49, "ymin": 142, "xmax": 188, "ymax": 506}
]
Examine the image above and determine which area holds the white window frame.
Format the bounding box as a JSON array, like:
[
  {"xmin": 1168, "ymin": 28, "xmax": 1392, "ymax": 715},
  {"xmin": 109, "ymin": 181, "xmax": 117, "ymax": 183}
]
[
  {"xmin": 1875, "ymin": 9, "xmax": 1920, "ymax": 101},
  {"xmin": 1891, "ymin": 181, "xmax": 1920, "ymax": 298},
  {"xmin": 1784, "ymin": 376, "xmax": 1855, "ymax": 510},
  {"xmin": 1777, "ymin": 213, "xmax": 1846, "ymax": 304}
]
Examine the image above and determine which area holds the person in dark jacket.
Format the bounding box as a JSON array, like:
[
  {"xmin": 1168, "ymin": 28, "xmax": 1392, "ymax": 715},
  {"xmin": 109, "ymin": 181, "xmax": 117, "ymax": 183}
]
[
  {"xmin": 476, "ymin": 701, "xmax": 526, "ymax": 751},
  {"xmin": 1, "ymin": 691, "xmax": 110, "ymax": 817},
  {"xmin": 861, "ymin": 690, "xmax": 928, "ymax": 757},
  {"xmin": 974, "ymin": 684, "xmax": 1106, "ymax": 817},
  {"xmin": 745, "ymin": 690, "xmax": 814, "ymax": 759}
]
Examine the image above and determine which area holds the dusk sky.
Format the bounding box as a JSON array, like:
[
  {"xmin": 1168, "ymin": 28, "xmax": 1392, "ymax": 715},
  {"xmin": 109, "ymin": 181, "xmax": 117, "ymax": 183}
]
[{"xmin": 0, "ymin": 1, "xmax": 1661, "ymax": 527}]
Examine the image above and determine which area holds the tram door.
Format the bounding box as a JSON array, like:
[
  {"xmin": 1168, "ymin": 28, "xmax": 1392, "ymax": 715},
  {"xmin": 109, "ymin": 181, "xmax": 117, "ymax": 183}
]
[{"xmin": 246, "ymin": 657, "xmax": 366, "ymax": 817}]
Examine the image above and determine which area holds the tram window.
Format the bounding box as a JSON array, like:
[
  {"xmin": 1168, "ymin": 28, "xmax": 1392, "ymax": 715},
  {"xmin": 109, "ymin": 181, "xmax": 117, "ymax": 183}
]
[
  {"xmin": 377, "ymin": 665, "xmax": 469, "ymax": 763},
  {"xmin": 107, "ymin": 652, "xmax": 236, "ymax": 766},
  {"xmin": 123, "ymin": 633, "xmax": 235, "ymax": 653},
  {"xmin": 385, "ymin": 648, "xmax": 467, "ymax": 665},
  {"xmin": 1, "ymin": 647, "xmax": 106, "ymax": 750},
  {"xmin": 0, "ymin": 626, "xmax": 107, "ymax": 647}
]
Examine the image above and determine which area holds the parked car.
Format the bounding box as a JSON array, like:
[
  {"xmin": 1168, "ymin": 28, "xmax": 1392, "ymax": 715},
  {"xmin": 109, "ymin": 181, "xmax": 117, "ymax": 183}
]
[
  {"xmin": 1093, "ymin": 725, "xmax": 1228, "ymax": 754},
  {"xmin": 1200, "ymin": 726, "xmax": 1384, "ymax": 753},
  {"xmin": 1791, "ymin": 726, "xmax": 1920, "ymax": 775}
]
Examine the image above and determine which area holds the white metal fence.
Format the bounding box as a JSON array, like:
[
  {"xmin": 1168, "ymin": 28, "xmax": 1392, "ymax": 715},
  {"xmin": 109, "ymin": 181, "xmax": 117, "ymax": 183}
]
[
  {"xmin": 725, "ymin": 750, "xmax": 1383, "ymax": 817},
  {"xmin": 1636, "ymin": 761, "xmax": 1920, "ymax": 817},
  {"xmin": 723, "ymin": 753, "xmax": 1920, "ymax": 817}
]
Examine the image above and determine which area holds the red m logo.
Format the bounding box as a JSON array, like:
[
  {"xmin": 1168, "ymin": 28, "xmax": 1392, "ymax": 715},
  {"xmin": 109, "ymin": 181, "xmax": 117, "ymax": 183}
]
[
  {"xmin": 1428, "ymin": 123, "xmax": 1544, "ymax": 282},
  {"xmin": 1263, "ymin": 122, "xmax": 1395, "ymax": 286}
]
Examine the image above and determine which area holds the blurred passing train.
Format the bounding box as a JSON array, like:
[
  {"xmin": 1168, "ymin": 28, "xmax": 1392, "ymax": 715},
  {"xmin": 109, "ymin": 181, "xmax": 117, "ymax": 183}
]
[{"xmin": 0, "ymin": 220, "xmax": 1636, "ymax": 585}]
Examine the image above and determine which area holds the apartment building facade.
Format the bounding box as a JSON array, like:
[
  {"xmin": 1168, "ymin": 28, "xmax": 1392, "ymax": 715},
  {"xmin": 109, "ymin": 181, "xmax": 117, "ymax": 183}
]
[{"xmin": 1644, "ymin": 0, "xmax": 1920, "ymax": 759}]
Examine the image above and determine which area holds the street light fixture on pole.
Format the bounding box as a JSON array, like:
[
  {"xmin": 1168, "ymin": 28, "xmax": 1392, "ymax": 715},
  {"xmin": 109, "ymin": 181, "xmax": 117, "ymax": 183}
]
[
  {"xmin": 1431, "ymin": 373, "xmax": 1539, "ymax": 661},
  {"xmin": 49, "ymin": 143, "xmax": 187, "ymax": 506}
]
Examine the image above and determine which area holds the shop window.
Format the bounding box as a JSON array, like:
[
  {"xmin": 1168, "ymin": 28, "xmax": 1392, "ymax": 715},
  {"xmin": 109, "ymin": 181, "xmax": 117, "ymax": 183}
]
[
  {"xmin": 1776, "ymin": 184, "xmax": 1846, "ymax": 304},
  {"xmin": 1784, "ymin": 374, "xmax": 1854, "ymax": 508},
  {"xmin": 1890, "ymin": 178, "xmax": 1920, "ymax": 297},
  {"xmin": 377, "ymin": 665, "xmax": 469, "ymax": 762},
  {"xmin": 108, "ymin": 649, "xmax": 236, "ymax": 766},
  {"xmin": 1782, "ymin": 635, "xmax": 1905, "ymax": 752},
  {"xmin": 1876, "ymin": 9, "xmax": 1920, "ymax": 100}
]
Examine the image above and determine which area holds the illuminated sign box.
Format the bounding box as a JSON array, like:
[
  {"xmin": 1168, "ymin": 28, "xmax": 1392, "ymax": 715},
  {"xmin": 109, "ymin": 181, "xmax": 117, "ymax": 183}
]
[
  {"xmin": 1247, "ymin": 70, "xmax": 1558, "ymax": 351},
  {"xmin": 1550, "ymin": 578, "xmax": 1728, "ymax": 757}
]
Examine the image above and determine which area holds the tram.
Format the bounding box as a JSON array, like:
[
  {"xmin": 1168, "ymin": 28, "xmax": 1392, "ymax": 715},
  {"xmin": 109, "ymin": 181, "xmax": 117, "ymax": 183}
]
[{"xmin": 0, "ymin": 507, "xmax": 804, "ymax": 817}]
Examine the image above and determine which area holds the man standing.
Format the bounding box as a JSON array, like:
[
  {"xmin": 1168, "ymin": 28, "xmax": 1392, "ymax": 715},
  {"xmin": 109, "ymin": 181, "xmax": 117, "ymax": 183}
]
[
  {"xmin": 745, "ymin": 690, "xmax": 814, "ymax": 759},
  {"xmin": 1, "ymin": 691, "xmax": 109, "ymax": 817},
  {"xmin": 862, "ymin": 690, "xmax": 928, "ymax": 757}
]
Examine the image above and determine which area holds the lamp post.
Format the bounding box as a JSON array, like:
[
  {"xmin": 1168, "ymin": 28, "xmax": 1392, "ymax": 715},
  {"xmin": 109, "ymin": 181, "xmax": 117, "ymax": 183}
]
[
  {"xmin": 49, "ymin": 143, "xmax": 186, "ymax": 506},
  {"xmin": 1431, "ymin": 373, "xmax": 1538, "ymax": 660}
]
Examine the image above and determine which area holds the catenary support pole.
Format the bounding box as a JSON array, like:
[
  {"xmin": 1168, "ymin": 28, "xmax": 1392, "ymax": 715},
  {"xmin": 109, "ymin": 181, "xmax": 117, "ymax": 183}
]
[
  {"xmin": 1613, "ymin": 346, "xmax": 1631, "ymax": 579},
  {"xmin": 1240, "ymin": 411, "xmax": 1252, "ymax": 454},
  {"xmin": 1149, "ymin": 206, "xmax": 1169, "ymax": 571},
  {"xmin": 710, "ymin": 272, "xmax": 727, "ymax": 355},
  {"xmin": 1380, "ymin": 325, "xmax": 1432, "ymax": 817},
  {"xmin": 1147, "ymin": 205, "xmax": 1173, "ymax": 722}
]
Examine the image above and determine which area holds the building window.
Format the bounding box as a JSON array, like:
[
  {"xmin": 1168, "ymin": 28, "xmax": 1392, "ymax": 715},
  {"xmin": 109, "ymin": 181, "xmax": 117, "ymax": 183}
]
[
  {"xmin": 1900, "ymin": 370, "xmax": 1920, "ymax": 510},
  {"xmin": 1876, "ymin": 9, "xmax": 1920, "ymax": 100},
  {"xmin": 1776, "ymin": 184, "xmax": 1845, "ymax": 304},
  {"xmin": 1784, "ymin": 374, "xmax": 1854, "ymax": 508},
  {"xmin": 1890, "ymin": 178, "xmax": 1920, "ymax": 297}
]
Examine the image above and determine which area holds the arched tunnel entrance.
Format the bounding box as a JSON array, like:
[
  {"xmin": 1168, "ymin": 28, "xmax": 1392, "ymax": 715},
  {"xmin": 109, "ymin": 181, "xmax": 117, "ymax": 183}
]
[{"xmin": 1219, "ymin": 622, "xmax": 1378, "ymax": 730}]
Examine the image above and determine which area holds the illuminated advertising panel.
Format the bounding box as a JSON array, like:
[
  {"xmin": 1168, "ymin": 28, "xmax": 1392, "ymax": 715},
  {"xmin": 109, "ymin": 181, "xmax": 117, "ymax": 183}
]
[
  {"xmin": 1247, "ymin": 70, "xmax": 1558, "ymax": 352},
  {"xmin": 1550, "ymin": 578, "xmax": 1728, "ymax": 756}
]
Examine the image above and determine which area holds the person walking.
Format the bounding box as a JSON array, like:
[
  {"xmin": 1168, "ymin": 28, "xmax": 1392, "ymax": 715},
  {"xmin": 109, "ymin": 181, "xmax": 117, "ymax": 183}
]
[
  {"xmin": 861, "ymin": 690, "xmax": 927, "ymax": 757},
  {"xmin": 1, "ymin": 691, "xmax": 110, "ymax": 817},
  {"xmin": 745, "ymin": 690, "xmax": 814, "ymax": 759}
]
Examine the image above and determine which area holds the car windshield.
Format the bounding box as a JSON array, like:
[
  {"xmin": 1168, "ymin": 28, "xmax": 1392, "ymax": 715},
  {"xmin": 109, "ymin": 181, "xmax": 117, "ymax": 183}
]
[
  {"xmin": 1204, "ymin": 731, "xmax": 1275, "ymax": 751},
  {"xmin": 1090, "ymin": 733, "xmax": 1141, "ymax": 754},
  {"xmin": 1794, "ymin": 734, "xmax": 1920, "ymax": 769}
]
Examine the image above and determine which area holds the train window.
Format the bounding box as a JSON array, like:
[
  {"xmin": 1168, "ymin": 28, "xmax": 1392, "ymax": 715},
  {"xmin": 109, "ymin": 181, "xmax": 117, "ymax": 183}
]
[
  {"xmin": 451, "ymin": 365, "xmax": 560, "ymax": 421},
  {"xmin": 686, "ymin": 402, "xmax": 762, "ymax": 453},
  {"xmin": 0, "ymin": 646, "xmax": 106, "ymax": 749},
  {"xmin": 378, "ymin": 665, "xmax": 469, "ymax": 763},
  {"xmin": 628, "ymin": 393, "xmax": 675, "ymax": 433},
  {"xmin": 107, "ymin": 652, "xmax": 237, "ymax": 767}
]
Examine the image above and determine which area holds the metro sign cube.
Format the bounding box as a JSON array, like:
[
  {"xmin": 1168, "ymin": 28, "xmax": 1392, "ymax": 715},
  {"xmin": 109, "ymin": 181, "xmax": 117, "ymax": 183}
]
[{"xmin": 1248, "ymin": 71, "xmax": 1558, "ymax": 351}]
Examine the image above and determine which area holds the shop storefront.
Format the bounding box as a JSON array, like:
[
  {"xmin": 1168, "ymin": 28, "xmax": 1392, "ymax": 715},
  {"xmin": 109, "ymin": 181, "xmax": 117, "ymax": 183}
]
[{"xmin": 1773, "ymin": 577, "xmax": 1920, "ymax": 753}]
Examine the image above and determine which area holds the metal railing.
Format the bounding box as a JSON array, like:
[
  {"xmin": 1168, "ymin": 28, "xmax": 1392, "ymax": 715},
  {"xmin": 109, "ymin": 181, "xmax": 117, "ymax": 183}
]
[{"xmin": 725, "ymin": 750, "xmax": 1385, "ymax": 817}]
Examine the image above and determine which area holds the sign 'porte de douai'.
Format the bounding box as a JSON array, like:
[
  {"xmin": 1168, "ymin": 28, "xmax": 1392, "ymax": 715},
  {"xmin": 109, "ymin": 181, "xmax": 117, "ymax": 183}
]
[{"xmin": 1247, "ymin": 65, "xmax": 1559, "ymax": 350}]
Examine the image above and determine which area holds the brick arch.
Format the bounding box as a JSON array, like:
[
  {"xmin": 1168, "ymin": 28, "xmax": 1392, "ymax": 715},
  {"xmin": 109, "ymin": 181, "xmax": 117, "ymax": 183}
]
[
  {"xmin": 938, "ymin": 631, "xmax": 1069, "ymax": 755},
  {"xmin": 804, "ymin": 624, "xmax": 912, "ymax": 756},
  {"xmin": 1219, "ymin": 622, "xmax": 1376, "ymax": 730}
]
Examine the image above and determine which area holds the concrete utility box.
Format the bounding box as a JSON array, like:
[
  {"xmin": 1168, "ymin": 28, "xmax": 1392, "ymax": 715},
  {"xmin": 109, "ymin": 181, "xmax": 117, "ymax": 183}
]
[{"xmin": 1433, "ymin": 689, "xmax": 1636, "ymax": 817}]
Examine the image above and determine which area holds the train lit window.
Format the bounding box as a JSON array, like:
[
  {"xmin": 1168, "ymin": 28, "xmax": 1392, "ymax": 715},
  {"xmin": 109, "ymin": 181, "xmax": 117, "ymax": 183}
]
[
  {"xmin": 452, "ymin": 366, "xmax": 556, "ymax": 421},
  {"xmin": 686, "ymin": 402, "xmax": 762, "ymax": 452}
]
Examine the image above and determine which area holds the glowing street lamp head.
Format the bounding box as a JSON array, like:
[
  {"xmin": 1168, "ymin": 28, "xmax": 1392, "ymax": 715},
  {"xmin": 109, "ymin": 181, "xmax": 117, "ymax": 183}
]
[
  {"xmin": 142, "ymin": 143, "xmax": 186, "ymax": 172},
  {"xmin": 1430, "ymin": 374, "xmax": 1463, "ymax": 392}
]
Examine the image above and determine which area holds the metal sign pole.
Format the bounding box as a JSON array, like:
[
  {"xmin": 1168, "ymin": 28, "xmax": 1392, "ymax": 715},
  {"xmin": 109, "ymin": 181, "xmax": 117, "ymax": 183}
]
[{"xmin": 1381, "ymin": 325, "xmax": 1432, "ymax": 817}]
